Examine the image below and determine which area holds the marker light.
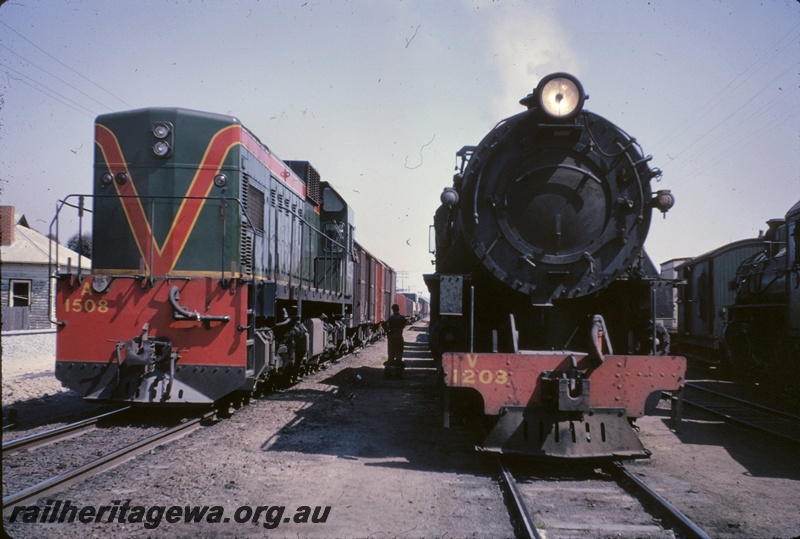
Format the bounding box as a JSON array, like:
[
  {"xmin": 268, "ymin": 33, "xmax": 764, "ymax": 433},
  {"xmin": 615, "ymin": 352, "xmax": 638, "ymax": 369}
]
[
  {"xmin": 153, "ymin": 140, "xmax": 171, "ymax": 157},
  {"xmin": 153, "ymin": 123, "xmax": 171, "ymax": 139},
  {"xmin": 536, "ymin": 73, "xmax": 585, "ymax": 121},
  {"xmin": 440, "ymin": 187, "xmax": 459, "ymax": 207},
  {"xmin": 653, "ymin": 189, "xmax": 675, "ymax": 213},
  {"xmin": 101, "ymin": 172, "xmax": 114, "ymax": 186},
  {"xmin": 91, "ymin": 275, "xmax": 111, "ymax": 293},
  {"xmin": 214, "ymin": 174, "xmax": 228, "ymax": 188}
]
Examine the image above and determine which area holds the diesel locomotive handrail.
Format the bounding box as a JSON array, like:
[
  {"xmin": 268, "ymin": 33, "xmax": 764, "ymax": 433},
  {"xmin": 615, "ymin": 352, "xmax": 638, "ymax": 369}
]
[
  {"xmin": 47, "ymin": 193, "xmax": 257, "ymax": 327},
  {"xmin": 47, "ymin": 192, "xmax": 352, "ymax": 327}
]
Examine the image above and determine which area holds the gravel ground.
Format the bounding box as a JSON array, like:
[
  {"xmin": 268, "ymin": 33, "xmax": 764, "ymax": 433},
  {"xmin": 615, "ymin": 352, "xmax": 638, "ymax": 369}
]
[
  {"xmin": 3, "ymin": 421, "xmax": 170, "ymax": 498},
  {"xmin": 2, "ymin": 332, "xmax": 98, "ymax": 432},
  {"xmin": 2, "ymin": 332, "xmax": 65, "ymax": 406},
  {"xmin": 3, "ymin": 326, "xmax": 516, "ymax": 538},
  {"xmin": 2, "ymin": 326, "xmax": 800, "ymax": 539}
]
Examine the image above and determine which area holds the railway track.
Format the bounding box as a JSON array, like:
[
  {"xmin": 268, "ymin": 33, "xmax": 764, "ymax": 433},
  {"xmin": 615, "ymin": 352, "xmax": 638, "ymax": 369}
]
[
  {"xmin": 2, "ymin": 333, "xmax": 390, "ymax": 517},
  {"xmin": 2, "ymin": 410, "xmax": 213, "ymax": 512},
  {"xmin": 497, "ymin": 456, "xmax": 711, "ymax": 539},
  {"xmin": 681, "ymin": 382, "xmax": 800, "ymax": 444},
  {"xmin": 2, "ymin": 407, "xmax": 131, "ymax": 456}
]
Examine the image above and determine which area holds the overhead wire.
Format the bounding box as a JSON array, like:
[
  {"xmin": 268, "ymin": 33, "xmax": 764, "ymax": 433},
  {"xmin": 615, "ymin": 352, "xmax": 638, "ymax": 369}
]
[
  {"xmin": 652, "ymin": 21, "xmax": 800, "ymax": 154},
  {"xmin": 690, "ymin": 112, "xmax": 798, "ymax": 182},
  {"xmin": 0, "ymin": 19, "xmax": 133, "ymax": 110},
  {"xmin": 664, "ymin": 62, "xmax": 799, "ymax": 181},
  {"xmin": 652, "ymin": 21, "xmax": 799, "ymax": 189},
  {"xmin": 670, "ymin": 78, "xmax": 797, "ymax": 174},
  {"xmin": 0, "ymin": 62, "xmax": 97, "ymax": 118},
  {"xmin": 1, "ymin": 43, "xmax": 117, "ymax": 113}
]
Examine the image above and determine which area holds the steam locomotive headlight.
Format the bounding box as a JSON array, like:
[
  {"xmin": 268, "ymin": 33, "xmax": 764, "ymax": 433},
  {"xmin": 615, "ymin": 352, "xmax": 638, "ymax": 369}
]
[
  {"xmin": 537, "ymin": 73, "xmax": 585, "ymax": 121},
  {"xmin": 153, "ymin": 140, "xmax": 171, "ymax": 157}
]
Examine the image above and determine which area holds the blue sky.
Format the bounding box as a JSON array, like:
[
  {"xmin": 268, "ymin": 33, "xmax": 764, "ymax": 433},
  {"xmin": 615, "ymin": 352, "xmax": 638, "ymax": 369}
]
[{"xmin": 1, "ymin": 0, "xmax": 798, "ymax": 295}]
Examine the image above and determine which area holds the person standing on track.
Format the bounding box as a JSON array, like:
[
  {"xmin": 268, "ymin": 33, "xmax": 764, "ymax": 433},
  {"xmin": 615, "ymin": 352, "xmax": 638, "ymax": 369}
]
[{"xmin": 386, "ymin": 303, "xmax": 407, "ymax": 367}]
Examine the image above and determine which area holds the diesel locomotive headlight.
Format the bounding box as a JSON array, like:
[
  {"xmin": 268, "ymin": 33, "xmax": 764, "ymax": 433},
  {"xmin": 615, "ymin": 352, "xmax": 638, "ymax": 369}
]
[
  {"xmin": 153, "ymin": 140, "xmax": 171, "ymax": 157},
  {"xmin": 153, "ymin": 123, "xmax": 171, "ymax": 139},
  {"xmin": 536, "ymin": 73, "xmax": 585, "ymax": 121}
]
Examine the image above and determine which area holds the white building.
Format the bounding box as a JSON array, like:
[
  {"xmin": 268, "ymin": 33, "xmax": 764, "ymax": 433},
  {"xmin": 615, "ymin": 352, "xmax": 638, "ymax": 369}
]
[{"xmin": 1, "ymin": 206, "xmax": 90, "ymax": 331}]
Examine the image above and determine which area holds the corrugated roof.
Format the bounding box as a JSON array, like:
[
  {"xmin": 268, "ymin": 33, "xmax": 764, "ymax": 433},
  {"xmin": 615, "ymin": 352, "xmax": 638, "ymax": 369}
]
[
  {"xmin": 0, "ymin": 216, "xmax": 91, "ymax": 267},
  {"xmin": 674, "ymin": 238, "xmax": 767, "ymax": 270}
]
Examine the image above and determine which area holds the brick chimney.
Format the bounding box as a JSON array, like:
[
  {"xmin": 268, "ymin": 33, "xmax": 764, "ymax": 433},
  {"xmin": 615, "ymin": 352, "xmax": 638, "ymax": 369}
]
[{"xmin": 0, "ymin": 206, "xmax": 15, "ymax": 246}]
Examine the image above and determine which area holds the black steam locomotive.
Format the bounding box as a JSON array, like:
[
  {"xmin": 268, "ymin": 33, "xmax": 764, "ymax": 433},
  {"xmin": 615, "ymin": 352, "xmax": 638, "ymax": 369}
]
[
  {"xmin": 425, "ymin": 73, "xmax": 686, "ymax": 459},
  {"xmin": 725, "ymin": 199, "xmax": 800, "ymax": 397}
]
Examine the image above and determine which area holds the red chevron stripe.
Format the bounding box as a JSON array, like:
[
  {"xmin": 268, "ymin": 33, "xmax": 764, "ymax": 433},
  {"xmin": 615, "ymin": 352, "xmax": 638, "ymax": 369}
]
[
  {"xmin": 157, "ymin": 125, "xmax": 241, "ymax": 272},
  {"xmin": 95, "ymin": 119, "xmax": 320, "ymax": 274},
  {"xmin": 95, "ymin": 123, "xmax": 241, "ymax": 274},
  {"xmin": 95, "ymin": 124, "xmax": 156, "ymax": 269}
]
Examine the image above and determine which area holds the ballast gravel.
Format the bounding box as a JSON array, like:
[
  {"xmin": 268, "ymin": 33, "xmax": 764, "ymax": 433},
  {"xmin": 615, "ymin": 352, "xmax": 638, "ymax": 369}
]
[{"xmin": 2, "ymin": 325, "xmax": 799, "ymax": 538}]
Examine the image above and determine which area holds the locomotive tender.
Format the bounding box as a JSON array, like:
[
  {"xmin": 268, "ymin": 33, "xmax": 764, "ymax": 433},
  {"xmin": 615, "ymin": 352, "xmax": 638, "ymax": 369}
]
[
  {"xmin": 425, "ymin": 73, "xmax": 686, "ymax": 459},
  {"xmin": 53, "ymin": 108, "xmax": 395, "ymax": 407}
]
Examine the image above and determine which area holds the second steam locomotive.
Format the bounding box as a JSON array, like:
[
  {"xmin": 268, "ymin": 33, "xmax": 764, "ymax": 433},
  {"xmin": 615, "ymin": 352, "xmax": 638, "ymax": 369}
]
[
  {"xmin": 52, "ymin": 108, "xmax": 395, "ymax": 408},
  {"xmin": 724, "ymin": 200, "xmax": 800, "ymax": 395},
  {"xmin": 425, "ymin": 73, "xmax": 686, "ymax": 459}
]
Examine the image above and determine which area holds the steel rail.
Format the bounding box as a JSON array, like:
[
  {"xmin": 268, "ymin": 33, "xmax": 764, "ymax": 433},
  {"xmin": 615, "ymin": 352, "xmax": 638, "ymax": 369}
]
[
  {"xmin": 681, "ymin": 352, "xmax": 718, "ymax": 365},
  {"xmin": 686, "ymin": 382, "xmax": 800, "ymax": 421},
  {"xmin": 2, "ymin": 412, "xmax": 213, "ymax": 512},
  {"xmin": 2, "ymin": 407, "xmax": 131, "ymax": 457},
  {"xmin": 682, "ymin": 398, "xmax": 800, "ymax": 445},
  {"xmin": 605, "ymin": 461, "xmax": 711, "ymax": 539},
  {"xmin": 683, "ymin": 384, "xmax": 800, "ymax": 445},
  {"xmin": 496, "ymin": 457, "xmax": 542, "ymax": 539}
]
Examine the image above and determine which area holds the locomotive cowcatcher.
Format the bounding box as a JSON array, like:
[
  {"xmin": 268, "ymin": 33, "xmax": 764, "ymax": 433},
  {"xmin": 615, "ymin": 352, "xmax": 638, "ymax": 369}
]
[
  {"xmin": 425, "ymin": 73, "xmax": 686, "ymax": 459},
  {"xmin": 51, "ymin": 108, "xmax": 395, "ymax": 407}
]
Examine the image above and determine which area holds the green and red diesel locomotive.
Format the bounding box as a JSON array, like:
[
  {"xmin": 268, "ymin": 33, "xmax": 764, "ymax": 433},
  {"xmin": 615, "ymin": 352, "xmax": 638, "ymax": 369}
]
[{"xmin": 52, "ymin": 108, "xmax": 395, "ymax": 407}]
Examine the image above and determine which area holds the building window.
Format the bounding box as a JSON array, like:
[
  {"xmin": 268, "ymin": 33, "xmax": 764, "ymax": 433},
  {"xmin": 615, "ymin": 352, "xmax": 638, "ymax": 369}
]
[{"xmin": 10, "ymin": 280, "xmax": 31, "ymax": 307}]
